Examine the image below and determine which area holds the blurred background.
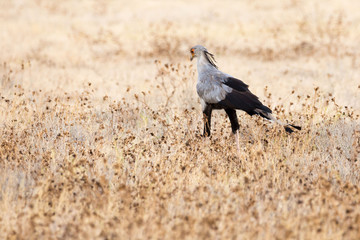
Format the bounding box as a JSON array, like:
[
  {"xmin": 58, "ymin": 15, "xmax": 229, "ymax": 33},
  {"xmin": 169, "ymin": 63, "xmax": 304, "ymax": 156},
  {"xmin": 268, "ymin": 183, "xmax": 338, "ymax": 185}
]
[{"xmin": 0, "ymin": 0, "xmax": 359, "ymax": 111}]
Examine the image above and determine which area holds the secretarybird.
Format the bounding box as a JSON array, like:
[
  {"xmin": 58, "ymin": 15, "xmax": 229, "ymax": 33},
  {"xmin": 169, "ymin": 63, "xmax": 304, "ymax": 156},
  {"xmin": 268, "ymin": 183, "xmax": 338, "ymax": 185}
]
[{"xmin": 190, "ymin": 45, "xmax": 301, "ymax": 140}]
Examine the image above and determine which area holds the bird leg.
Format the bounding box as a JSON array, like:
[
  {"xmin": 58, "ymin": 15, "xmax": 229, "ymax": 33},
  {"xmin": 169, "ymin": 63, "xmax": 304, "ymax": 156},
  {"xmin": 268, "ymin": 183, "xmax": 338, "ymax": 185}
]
[
  {"xmin": 224, "ymin": 109, "xmax": 240, "ymax": 135},
  {"xmin": 235, "ymin": 129, "xmax": 241, "ymax": 156},
  {"xmin": 202, "ymin": 105, "xmax": 213, "ymax": 137},
  {"xmin": 225, "ymin": 109, "xmax": 242, "ymax": 158}
]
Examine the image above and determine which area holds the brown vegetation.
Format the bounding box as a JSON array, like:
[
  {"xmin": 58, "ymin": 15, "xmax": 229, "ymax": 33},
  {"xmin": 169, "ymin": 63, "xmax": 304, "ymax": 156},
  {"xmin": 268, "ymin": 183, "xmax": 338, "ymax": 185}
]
[{"xmin": 0, "ymin": 0, "xmax": 359, "ymax": 239}]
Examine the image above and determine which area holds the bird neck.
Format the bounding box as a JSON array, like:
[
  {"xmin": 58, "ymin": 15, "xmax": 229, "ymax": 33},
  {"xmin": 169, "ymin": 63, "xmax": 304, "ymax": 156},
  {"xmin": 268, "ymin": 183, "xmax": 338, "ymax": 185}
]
[{"xmin": 197, "ymin": 53, "xmax": 216, "ymax": 73}]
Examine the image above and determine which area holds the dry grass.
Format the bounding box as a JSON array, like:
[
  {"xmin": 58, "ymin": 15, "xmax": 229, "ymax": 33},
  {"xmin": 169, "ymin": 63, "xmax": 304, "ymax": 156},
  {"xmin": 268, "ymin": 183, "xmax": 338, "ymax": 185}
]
[{"xmin": 0, "ymin": 0, "xmax": 360, "ymax": 239}]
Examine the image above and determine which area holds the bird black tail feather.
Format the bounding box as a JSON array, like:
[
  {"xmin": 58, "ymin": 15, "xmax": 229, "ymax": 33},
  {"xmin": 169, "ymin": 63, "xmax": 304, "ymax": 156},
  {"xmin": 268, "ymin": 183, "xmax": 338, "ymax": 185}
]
[
  {"xmin": 285, "ymin": 126, "xmax": 294, "ymax": 133},
  {"xmin": 284, "ymin": 124, "xmax": 301, "ymax": 133},
  {"xmin": 255, "ymin": 109, "xmax": 301, "ymax": 134},
  {"xmin": 289, "ymin": 124, "xmax": 301, "ymax": 130}
]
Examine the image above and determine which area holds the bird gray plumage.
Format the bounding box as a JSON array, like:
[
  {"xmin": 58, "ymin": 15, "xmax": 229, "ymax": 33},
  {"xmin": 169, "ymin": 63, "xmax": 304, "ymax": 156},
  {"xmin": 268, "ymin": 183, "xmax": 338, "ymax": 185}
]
[{"xmin": 190, "ymin": 45, "xmax": 301, "ymax": 136}]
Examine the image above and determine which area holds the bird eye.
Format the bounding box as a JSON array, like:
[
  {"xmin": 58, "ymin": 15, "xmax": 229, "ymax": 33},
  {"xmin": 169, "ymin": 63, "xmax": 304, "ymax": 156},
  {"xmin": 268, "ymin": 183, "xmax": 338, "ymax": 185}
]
[{"xmin": 191, "ymin": 49, "xmax": 194, "ymax": 53}]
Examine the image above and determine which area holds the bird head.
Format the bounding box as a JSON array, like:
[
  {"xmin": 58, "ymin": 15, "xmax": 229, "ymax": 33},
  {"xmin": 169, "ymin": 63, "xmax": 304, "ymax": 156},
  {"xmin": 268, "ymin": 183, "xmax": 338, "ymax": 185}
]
[
  {"xmin": 190, "ymin": 45, "xmax": 207, "ymax": 61},
  {"xmin": 190, "ymin": 45, "xmax": 217, "ymax": 68}
]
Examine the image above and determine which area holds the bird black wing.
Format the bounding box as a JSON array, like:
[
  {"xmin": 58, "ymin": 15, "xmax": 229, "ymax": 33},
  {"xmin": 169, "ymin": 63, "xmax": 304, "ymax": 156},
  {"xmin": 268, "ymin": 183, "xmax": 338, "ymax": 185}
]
[
  {"xmin": 222, "ymin": 77, "xmax": 249, "ymax": 92},
  {"xmin": 218, "ymin": 77, "xmax": 272, "ymax": 115}
]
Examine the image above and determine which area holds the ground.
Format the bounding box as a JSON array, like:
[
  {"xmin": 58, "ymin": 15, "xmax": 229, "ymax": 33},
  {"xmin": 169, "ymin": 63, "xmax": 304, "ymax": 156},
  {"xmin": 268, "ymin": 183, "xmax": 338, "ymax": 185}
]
[{"xmin": 0, "ymin": 0, "xmax": 360, "ymax": 239}]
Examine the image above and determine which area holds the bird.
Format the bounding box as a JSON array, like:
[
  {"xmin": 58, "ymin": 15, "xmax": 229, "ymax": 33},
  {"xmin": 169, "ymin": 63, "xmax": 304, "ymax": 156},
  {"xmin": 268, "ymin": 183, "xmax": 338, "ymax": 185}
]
[{"xmin": 190, "ymin": 45, "xmax": 301, "ymax": 140}]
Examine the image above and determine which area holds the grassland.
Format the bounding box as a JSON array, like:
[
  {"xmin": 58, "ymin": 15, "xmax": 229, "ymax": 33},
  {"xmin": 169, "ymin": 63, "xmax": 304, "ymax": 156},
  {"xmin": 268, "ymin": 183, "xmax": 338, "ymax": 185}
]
[{"xmin": 0, "ymin": 0, "xmax": 359, "ymax": 239}]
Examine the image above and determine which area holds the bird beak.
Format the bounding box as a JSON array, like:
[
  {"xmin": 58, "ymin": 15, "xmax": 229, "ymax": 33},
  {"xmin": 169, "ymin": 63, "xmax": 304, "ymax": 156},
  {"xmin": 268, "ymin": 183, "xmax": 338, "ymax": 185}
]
[{"xmin": 190, "ymin": 53, "xmax": 194, "ymax": 61}]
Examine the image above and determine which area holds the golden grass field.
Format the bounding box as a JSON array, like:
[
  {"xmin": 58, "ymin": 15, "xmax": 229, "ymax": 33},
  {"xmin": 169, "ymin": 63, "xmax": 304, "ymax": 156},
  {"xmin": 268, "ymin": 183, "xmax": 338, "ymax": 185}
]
[{"xmin": 0, "ymin": 0, "xmax": 360, "ymax": 239}]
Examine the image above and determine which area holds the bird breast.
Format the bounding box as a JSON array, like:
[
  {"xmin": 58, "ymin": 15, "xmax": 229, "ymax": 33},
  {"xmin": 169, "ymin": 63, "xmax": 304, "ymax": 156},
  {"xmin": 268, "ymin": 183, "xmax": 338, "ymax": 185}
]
[{"xmin": 196, "ymin": 74, "xmax": 232, "ymax": 104}]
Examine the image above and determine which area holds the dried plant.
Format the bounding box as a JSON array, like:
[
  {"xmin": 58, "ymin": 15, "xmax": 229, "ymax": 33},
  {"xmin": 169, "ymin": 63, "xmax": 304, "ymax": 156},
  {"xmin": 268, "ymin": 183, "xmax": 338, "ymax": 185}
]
[{"xmin": 0, "ymin": 1, "xmax": 360, "ymax": 239}]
